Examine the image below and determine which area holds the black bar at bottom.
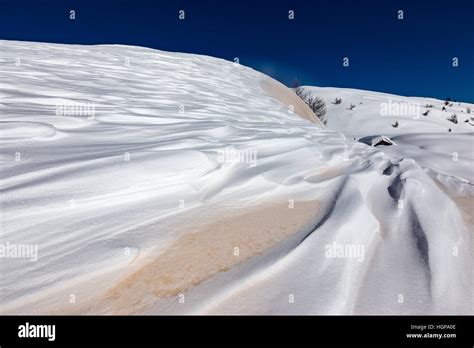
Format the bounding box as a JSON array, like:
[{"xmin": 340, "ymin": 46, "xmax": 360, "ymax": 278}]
[{"xmin": 0, "ymin": 315, "xmax": 472, "ymax": 346}]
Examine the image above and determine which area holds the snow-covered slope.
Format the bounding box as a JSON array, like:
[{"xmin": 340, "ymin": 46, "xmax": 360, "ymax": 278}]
[
  {"xmin": 0, "ymin": 41, "xmax": 472, "ymax": 315},
  {"xmin": 303, "ymin": 86, "xmax": 474, "ymax": 183},
  {"xmin": 304, "ymin": 86, "xmax": 474, "ymax": 136}
]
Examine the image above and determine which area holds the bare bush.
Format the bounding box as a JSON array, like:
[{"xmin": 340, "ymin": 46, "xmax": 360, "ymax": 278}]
[
  {"xmin": 292, "ymin": 83, "xmax": 327, "ymax": 124},
  {"xmin": 447, "ymin": 114, "xmax": 458, "ymax": 124},
  {"xmin": 306, "ymin": 96, "xmax": 326, "ymax": 120}
]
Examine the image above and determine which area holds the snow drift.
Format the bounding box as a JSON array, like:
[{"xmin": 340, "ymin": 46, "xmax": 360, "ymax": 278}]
[{"xmin": 0, "ymin": 40, "xmax": 472, "ymax": 314}]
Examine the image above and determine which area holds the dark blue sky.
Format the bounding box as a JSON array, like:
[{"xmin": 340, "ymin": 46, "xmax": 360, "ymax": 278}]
[{"xmin": 1, "ymin": 0, "xmax": 473, "ymax": 101}]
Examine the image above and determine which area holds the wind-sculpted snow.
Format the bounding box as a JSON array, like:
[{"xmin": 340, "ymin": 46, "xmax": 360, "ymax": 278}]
[{"xmin": 0, "ymin": 41, "xmax": 472, "ymax": 314}]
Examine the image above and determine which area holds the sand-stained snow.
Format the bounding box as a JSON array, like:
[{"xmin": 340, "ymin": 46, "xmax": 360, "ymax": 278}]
[{"xmin": 0, "ymin": 41, "xmax": 472, "ymax": 314}]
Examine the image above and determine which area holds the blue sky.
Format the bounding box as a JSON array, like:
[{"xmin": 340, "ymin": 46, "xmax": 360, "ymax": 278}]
[{"xmin": 1, "ymin": 0, "xmax": 473, "ymax": 101}]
